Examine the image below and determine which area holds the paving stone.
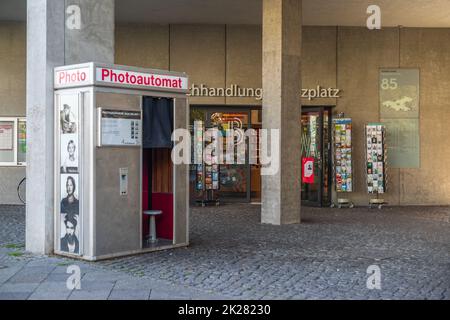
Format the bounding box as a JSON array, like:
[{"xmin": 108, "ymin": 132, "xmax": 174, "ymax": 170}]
[
  {"xmin": 45, "ymin": 272, "xmax": 73, "ymax": 283},
  {"xmin": 75, "ymin": 280, "xmax": 115, "ymax": 291},
  {"xmin": 113, "ymin": 278, "xmax": 165, "ymax": 290},
  {"xmin": 6, "ymin": 270, "xmax": 51, "ymax": 284},
  {"xmin": 108, "ymin": 289, "xmax": 151, "ymax": 300},
  {"xmin": 28, "ymin": 289, "xmax": 71, "ymax": 300},
  {"xmin": 82, "ymin": 271, "xmax": 131, "ymax": 282},
  {"xmin": 0, "ymin": 292, "xmax": 31, "ymax": 300},
  {"xmin": 68, "ymin": 289, "xmax": 113, "ymax": 300},
  {"xmin": 149, "ymin": 287, "xmax": 192, "ymax": 300},
  {"xmin": 35, "ymin": 280, "xmax": 72, "ymax": 292},
  {"xmin": 0, "ymin": 266, "xmax": 24, "ymax": 284},
  {"xmin": 0, "ymin": 282, "xmax": 40, "ymax": 293}
]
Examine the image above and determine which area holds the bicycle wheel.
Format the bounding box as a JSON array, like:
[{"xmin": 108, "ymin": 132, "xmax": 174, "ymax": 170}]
[{"xmin": 17, "ymin": 177, "xmax": 26, "ymax": 205}]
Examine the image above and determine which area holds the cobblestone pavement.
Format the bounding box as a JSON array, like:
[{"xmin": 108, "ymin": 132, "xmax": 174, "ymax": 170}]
[
  {"xmin": 99, "ymin": 204, "xmax": 450, "ymax": 300},
  {"xmin": 1, "ymin": 204, "xmax": 449, "ymax": 300},
  {"xmin": 0, "ymin": 206, "xmax": 25, "ymax": 247}
]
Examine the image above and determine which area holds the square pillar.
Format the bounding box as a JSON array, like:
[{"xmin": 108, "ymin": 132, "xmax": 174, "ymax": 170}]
[
  {"xmin": 64, "ymin": 0, "xmax": 115, "ymax": 65},
  {"xmin": 261, "ymin": 0, "xmax": 302, "ymax": 225},
  {"xmin": 26, "ymin": 0, "xmax": 114, "ymax": 254}
]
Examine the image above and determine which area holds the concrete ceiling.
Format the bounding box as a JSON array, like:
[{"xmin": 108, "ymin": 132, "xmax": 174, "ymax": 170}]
[
  {"xmin": 0, "ymin": 0, "xmax": 26, "ymax": 21},
  {"xmin": 2, "ymin": 0, "xmax": 450, "ymax": 27}
]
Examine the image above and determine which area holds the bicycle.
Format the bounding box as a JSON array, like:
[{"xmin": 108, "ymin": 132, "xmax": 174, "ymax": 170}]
[{"xmin": 17, "ymin": 177, "xmax": 26, "ymax": 205}]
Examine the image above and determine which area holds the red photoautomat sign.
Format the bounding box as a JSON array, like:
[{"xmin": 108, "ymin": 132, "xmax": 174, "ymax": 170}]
[
  {"xmin": 302, "ymin": 157, "xmax": 315, "ymax": 184},
  {"xmin": 55, "ymin": 63, "xmax": 189, "ymax": 91},
  {"xmin": 96, "ymin": 67, "xmax": 189, "ymax": 90}
]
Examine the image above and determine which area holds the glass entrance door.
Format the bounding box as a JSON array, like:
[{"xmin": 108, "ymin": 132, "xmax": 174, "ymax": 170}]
[
  {"xmin": 207, "ymin": 111, "xmax": 251, "ymax": 202},
  {"xmin": 301, "ymin": 107, "xmax": 332, "ymax": 207}
]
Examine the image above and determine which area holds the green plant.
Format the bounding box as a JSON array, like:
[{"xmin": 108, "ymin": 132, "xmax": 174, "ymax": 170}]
[
  {"xmin": 7, "ymin": 251, "xmax": 24, "ymax": 257},
  {"xmin": 3, "ymin": 243, "xmax": 25, "ymax": 249}
]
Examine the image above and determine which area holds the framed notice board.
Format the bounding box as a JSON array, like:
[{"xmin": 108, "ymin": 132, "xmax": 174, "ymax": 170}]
[{"xmin": 380, "ymin": 68, "xmax": 420, "ymax": 168}]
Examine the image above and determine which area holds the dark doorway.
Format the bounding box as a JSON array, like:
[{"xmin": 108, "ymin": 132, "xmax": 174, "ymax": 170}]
[{"xmin": 301, "ymin": 106, "xmax": 332, "ymax": 207}]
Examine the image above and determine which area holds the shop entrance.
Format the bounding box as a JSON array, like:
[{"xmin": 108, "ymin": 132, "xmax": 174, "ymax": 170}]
[
  {"xmin": 301, "ymin": 106, "xmax": 332, "ymax": 207},
  {"xmin": 190, "ymin": 106, "xmax": 262, "ymax": 204}
]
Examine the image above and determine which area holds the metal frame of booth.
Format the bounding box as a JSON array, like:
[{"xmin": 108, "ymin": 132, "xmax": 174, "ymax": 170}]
[{"xmin": 54, "ymin": 62, "xmax": 189, "ymax": 261}]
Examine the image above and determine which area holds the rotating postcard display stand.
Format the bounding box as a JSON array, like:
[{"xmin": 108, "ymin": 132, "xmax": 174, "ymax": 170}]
[
  {"xmin": 365, "ymin": 123, "xmax": 388, "ymax": 209},
  {"xmin": 194, "ymin": 120, "xmax": 220, "ymax": 206},
  {"xmin": 331, "ymin": 117, "xmax": 355, "ymax": 208}
]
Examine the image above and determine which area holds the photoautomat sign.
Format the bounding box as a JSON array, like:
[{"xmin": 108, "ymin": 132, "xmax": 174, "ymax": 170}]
[
  {"xmin": 96, "ymin": 67, "xmax": 188, "ymax": 91},
  {"xmin": 54, "ymin": 63, "xmax": 188, "ymax": 92}
]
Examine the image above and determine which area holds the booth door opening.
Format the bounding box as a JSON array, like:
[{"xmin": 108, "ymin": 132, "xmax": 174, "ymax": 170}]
[
  {"xmin": 142, "ymin": 96, "xmax": 174, "ymax": 248},
  {"xmin": 301, "ymin": 107, "xmax": 332, "ymax": 207}
]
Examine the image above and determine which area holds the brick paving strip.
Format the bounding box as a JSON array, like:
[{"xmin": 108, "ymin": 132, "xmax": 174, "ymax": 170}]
[{"xmin": 0, "ymin": 204, "xmax": 449, "ymax": 300}]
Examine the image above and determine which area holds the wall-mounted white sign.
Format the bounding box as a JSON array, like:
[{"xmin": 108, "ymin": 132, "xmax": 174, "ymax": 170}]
[
  {"xmin": 0, "ymin": 123, "xmax": 13, "ymax": 150},
  {"xmin": 99, "ymin": 109, "xmax": 142, "ymax": 147}
]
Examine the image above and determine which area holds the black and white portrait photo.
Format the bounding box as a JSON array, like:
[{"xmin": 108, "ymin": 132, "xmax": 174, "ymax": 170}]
[
  {"xmin": 60, "ymin": 95, "xmax": 79, "ymax": 134},
  {"xmin": 61, "ymin": 136, "xmax": 78, "ymax": 173},
  {"xmin": 60, "ymin": 174, "xmax": 79, "ymax": 218},
  {"xmin": 60, "ymin": 104, "xmax": 77, "ymax": 134},
  {"xmin": 60, "ymin": 214, "xmax": 79, "ymax": 254}
]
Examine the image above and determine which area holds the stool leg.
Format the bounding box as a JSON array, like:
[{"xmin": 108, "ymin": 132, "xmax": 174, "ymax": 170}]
[
  {"xmin": 150, "ymin": 216, "xmax": 157, "ymax": 242},
  {"xmin": 147, "ymin": 216, "xmax": 152, "ymax": 243}
]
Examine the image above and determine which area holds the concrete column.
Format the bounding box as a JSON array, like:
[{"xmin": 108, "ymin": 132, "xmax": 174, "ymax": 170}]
[
  {"xmin": 26, "ymin": 0, "xmax": 65, "ymax": 254},
  {"xmin": 261, "ymin": 0, "xmax": 302, "ymax": 225},
  {"xmin": 64, "ymin": 0, "xmax": 115, "ymax": 64},
  {"xmin": 26, "ymin": 0, "xmax": 114, "ymax": 254}
]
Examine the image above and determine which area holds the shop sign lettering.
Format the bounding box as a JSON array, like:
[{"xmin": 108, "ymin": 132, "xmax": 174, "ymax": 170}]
[
  {"xmin": 189, "ymin": 83, "xmax": 341, "ymax": 101},
  {"xmin": 301, "ymin": 86, "xmax": 341, "ymax": 100}
]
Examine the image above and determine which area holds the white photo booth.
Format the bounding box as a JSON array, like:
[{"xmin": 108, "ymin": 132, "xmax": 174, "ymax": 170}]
[{"xmin": 54, "ymin": 63, "xmax": 189, "ymax": 261}]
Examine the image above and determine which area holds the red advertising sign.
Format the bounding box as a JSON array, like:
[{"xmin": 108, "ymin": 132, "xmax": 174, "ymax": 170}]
[
  {"xmin": 302, "ymin": 157, "xmax": 315, "ymax": 184},
  {"xmin": 96, "ymin": 67, "xmax": 188, "ymax": 90},
  {"xmin": 54, "ymin": 63, "xmax": 189, "ymax": 91}
]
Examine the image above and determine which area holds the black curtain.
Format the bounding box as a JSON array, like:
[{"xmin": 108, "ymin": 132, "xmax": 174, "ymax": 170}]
[{"xmin": 142, "ymin": 96, "xmax": 174, "ymax": 149}]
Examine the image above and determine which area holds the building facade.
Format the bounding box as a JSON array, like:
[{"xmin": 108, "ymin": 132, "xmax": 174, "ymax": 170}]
[
  {"xmin": 3, "ymin": 23, "xmax": 450, "ymax": 205},
  {"xmin": 1, "ymin": 0, "xmax": 450, "ymax": 254}
]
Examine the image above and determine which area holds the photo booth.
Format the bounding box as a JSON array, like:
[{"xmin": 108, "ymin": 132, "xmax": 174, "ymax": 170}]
[{"xmin": 54, "ymin": 62, "xmax": 189, "ymax": 261}]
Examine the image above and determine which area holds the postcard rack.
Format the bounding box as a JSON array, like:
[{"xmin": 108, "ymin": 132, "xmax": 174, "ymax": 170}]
[
  {"xmin": 365, "ymin": 123, "xmax": 388, "ymax": 209},
  {"xmin": 331, "ymin": 116, "xmax": 354, "ymax": 208}
]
